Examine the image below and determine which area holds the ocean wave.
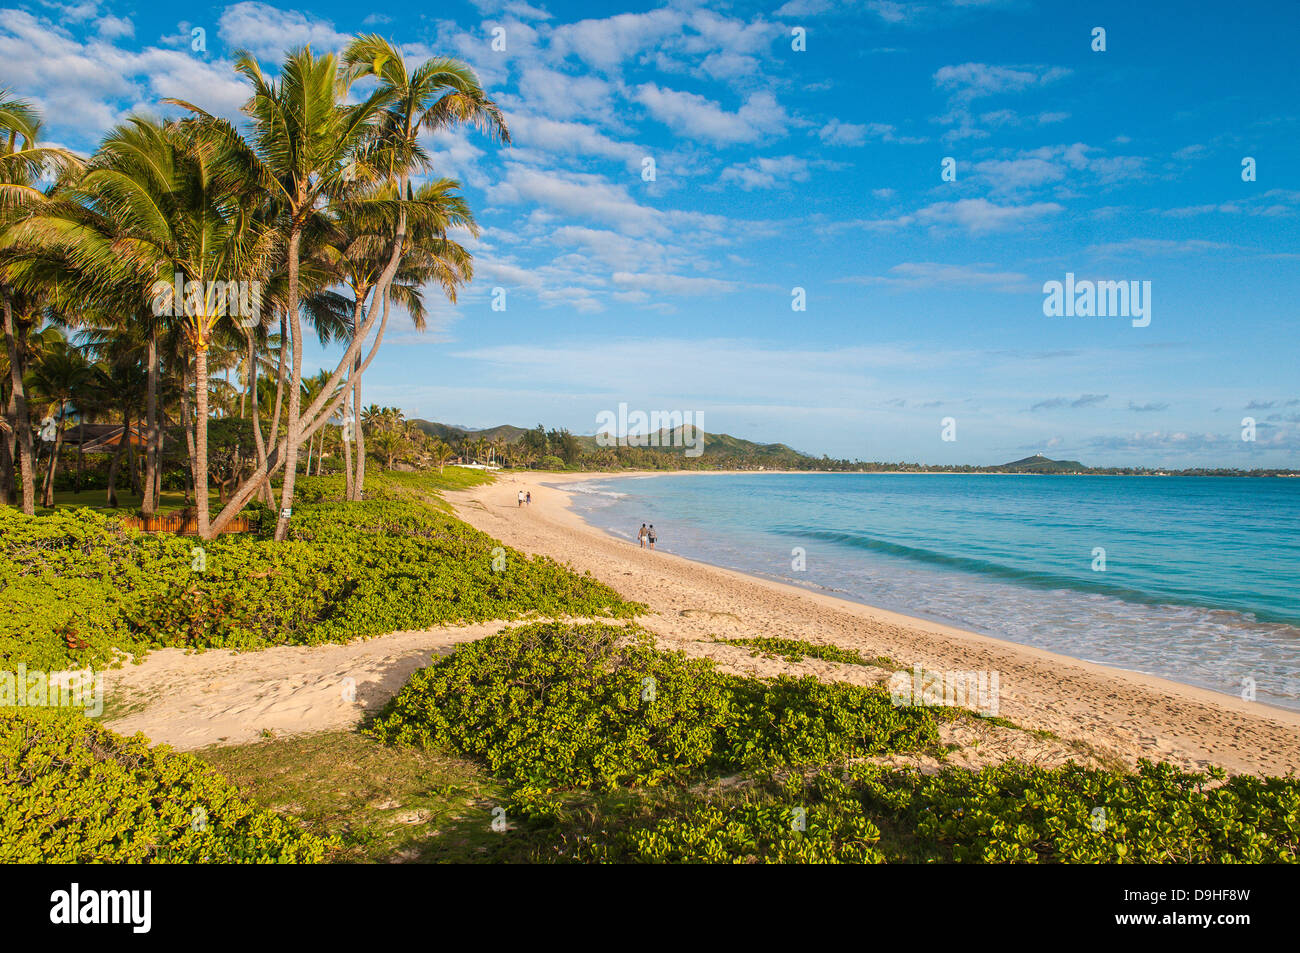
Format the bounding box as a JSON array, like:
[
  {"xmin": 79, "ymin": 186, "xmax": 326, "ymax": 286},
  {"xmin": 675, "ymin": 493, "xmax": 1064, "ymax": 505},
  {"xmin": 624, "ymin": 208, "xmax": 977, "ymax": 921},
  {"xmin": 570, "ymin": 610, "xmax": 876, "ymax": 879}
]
[{"xmin": 776, "ymin": 525, "xmax": 1300, "ymax": 628}]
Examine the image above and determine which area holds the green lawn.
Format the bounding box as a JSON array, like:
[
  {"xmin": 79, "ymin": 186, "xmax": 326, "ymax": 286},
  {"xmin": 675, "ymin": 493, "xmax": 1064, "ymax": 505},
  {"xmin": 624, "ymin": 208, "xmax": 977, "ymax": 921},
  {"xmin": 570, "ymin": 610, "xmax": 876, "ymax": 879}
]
[
  {"xmin": 198, "ymin": 730, "xmax": 545, "ymax": 863},
  {"xmin": 34, "ymin": 465, "xmax": 492, "ymax": 516},
  {"xmin": 41, "ymin": 487, "xmax": 223, "ymax": 515}
]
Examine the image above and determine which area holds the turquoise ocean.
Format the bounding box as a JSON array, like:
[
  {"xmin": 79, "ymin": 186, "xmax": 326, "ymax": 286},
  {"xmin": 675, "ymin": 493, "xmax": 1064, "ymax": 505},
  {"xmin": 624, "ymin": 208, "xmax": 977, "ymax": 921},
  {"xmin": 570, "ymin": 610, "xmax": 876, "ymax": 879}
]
[{"xmin": 564, "ymin": 473, "xmax": 1300, "ymax": 710}]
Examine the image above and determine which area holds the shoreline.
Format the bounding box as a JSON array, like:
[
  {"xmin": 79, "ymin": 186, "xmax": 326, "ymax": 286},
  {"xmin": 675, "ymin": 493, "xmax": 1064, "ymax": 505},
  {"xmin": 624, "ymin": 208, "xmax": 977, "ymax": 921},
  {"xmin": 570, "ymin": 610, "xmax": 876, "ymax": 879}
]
[
  {"xmin": 446, "ymin": 470, "xmax": 1300, "ymax": 776},
  {"xmin": 551, "ymin": 470, "xmax": 1300, "ymax": 705}
]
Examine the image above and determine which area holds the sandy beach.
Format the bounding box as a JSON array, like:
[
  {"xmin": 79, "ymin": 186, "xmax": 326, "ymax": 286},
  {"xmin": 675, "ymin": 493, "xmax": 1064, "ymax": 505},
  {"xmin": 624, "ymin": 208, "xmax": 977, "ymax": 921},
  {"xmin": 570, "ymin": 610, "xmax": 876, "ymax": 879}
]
[{"xmin": 104, "ymin": 469, "xmax": 1300, "ymax": 776}]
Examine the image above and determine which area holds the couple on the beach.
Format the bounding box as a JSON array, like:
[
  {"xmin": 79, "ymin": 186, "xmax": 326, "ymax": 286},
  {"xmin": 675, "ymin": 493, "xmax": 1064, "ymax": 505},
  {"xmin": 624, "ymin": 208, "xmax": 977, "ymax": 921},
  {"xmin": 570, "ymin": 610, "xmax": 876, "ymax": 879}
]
[
  {"xmin": 638, "ymin": 523, "xmax": 657, "ymax": 550},
  {"xmin": 516, "ymin": 490, "xmax": 531, "ymax": 507}
]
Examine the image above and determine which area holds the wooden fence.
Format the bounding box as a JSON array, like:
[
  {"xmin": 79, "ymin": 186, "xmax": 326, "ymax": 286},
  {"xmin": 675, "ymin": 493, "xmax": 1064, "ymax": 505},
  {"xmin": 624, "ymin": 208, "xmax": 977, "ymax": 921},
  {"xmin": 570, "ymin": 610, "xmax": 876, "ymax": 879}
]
[{"xmin": 121, "ymin": 512, "xmax": 256, "ymax": 535}]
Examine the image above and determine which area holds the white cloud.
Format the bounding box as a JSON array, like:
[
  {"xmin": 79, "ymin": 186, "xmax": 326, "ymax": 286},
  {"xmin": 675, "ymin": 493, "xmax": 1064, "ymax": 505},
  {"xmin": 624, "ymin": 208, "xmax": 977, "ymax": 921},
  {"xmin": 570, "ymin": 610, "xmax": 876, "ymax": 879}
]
[
  {"xmin": 488, "ymin": 164, "xmax": 662, "ymax": 235},
  {"xmin": 934, "ymin": 62, "xmax": 1071, "ymax": 100},
  {"xmin": 633, "ymin": 84, "xmax": 789, "ymax": 145},
  {"xmin": 1087, "ymin": 239, "xmax": 1230, "ymax": 257},
  {"xmin": 914, "ymin": 198, "xmax": 1062, "ymax": 233},
  {"xmin": 503, "ymin": 113, "xmax": 645, "ymax": 170},
  {"xmin": 839, "ymin": 262, "xmax": 1030, "ymax": 291},
  {"xmin": 718, "ymin": 155, "xmax": 813, "ymax": 190},
  {"xmin": 217, "ymin": 1, "xmax": 350, "ymax": 59}
]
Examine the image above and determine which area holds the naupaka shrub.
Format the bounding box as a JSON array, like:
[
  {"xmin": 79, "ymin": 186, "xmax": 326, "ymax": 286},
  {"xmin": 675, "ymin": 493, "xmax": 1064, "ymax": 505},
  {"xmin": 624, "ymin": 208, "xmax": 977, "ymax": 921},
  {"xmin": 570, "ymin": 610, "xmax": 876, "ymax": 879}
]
[
  {"xmin": 568, "ymin": 760, "xmax": 1300, "ymax": 864},
  {"xmin": 0, "ymin": 492, "xmax": 639, "ymax": 670},
  {"xmin": 850, "ymin": 759, "xmax": 1300, "ymax": 863},
  {"xmin": 0, "ymin": 707, "xmax": 333, "ymax": 863},
  {"xmin": 368, "ymin": 622, "xmax": 941, "ymax": 814}
]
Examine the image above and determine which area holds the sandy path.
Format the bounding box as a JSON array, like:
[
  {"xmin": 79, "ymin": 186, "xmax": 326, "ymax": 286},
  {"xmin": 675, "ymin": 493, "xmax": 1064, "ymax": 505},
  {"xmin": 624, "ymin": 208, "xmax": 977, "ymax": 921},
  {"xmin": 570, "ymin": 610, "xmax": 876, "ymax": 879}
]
[
  {"xmin": 102, "ymin": 624, "xmax": 502, "ymax": 750},
  {"xmin": 445, "ymin": 471, "xmax": 1300, "ymax": 777}
]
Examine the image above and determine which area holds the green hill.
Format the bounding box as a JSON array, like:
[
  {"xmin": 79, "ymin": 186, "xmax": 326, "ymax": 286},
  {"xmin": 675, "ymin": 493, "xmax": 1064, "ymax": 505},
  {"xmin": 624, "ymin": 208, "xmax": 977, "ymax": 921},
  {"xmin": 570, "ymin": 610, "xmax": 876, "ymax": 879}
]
[
  {"xmin": 410, "ymin": 421, "xmax": 530, "ymax": 445},
  {"xmin": 991, "ymin": 454, "xmax": 1089, "ymax": 474},
  {"xmin": 410, "ymin": 419, "xmax": 812, "ymax": 463}
]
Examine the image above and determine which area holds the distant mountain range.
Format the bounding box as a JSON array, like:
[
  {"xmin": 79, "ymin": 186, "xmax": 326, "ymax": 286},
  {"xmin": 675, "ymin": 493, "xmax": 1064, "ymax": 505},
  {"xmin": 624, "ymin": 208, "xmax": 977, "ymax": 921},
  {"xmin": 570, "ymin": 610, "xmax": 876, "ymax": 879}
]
[
  {"xmin": 411, "ymin": 421, "xmax": 530, "ymax": 445},
  {"xmin": 411, "ymin": 419, "xmax": 806, "ymax": 462},
  {"xmin": 407, "ymin": 421, "xmax": 1295, "ymax": 475}
]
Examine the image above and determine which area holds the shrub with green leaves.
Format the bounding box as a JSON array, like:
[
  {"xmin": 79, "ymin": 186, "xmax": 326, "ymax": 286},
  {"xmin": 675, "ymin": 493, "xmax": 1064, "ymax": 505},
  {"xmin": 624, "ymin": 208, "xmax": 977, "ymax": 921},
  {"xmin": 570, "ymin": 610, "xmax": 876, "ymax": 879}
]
[
  {"xmin": 369, "ymin": 622, "xmax": 940, "ymax": 814},
  {"xmin": 623, "ymin": 772, "xmax": 887, "ymax": 864},
  {"xmin": 718, "ymin": 636, "xmax": 892, "ymax": 669},
  {"xmin": 0, "ymin": 708, "xmax": 332, "ymax": 863},
  {"xmin": 851, "ymin": 759, "xmax": 1300, "ymax": 863},
  {"xmin": 0, "ymin": 482, "xmax": 639, "ymax": 670}
]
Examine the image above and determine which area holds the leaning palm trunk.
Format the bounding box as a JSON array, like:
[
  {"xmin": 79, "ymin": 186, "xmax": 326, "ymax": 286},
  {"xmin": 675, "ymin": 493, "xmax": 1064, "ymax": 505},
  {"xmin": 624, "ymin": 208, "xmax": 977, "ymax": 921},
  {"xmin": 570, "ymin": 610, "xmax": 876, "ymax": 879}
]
[
  {"xmin": 209, "ymin": 213, "xmax": 406, "ymax": 537},
  {"xmin": 2, "ymin": 289, "xmax": 35, "ymax": 514},
  {"xmin": 247, "ymin": 331, "xmax": 271, "ymax": 505},
  {"xmin": 266, "ymin": 311, "xmax": 287, "ymax": 505},
  {"xmin": 273, "ymin": 229, "xmax": 305, "ymax": 541},
  {"xmin": 350, "ymin": 307, "xmax": 365, "ymax": 501},
  {"xmin": 342, "ymin": 407, "xmax": 353, "ymax": 497}
]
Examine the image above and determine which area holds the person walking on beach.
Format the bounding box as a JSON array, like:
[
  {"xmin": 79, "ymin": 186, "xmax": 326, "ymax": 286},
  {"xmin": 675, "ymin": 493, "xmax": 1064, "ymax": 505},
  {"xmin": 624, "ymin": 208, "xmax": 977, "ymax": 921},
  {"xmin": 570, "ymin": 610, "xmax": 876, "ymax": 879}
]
[
  {"xmin": 647, "ymin": 524, "xmax": 657, "ymax": 551},
  {"xmin": 526, "ymin": 491, "xmax": 531, "ymax": 505},
  {"xmin": 638, "ymin": 523, "xmax": 647, "ymax": 548},
  {"xmin": 518, "ymin": 490, "xmax": 524, "ymax": 507}
]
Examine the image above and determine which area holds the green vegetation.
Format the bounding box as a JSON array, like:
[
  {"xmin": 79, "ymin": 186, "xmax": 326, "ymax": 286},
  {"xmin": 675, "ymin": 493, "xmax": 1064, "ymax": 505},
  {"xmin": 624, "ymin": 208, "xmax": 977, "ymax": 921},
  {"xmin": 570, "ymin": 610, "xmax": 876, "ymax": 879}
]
[
  {"xmin": 354, "ymin": 622, "xmax": 1300, "ymax": 863},
  {"xmin": 0, "ymin": 708, "xmax": 332, "ymax": 863},
  {"xmin": 0, "ymin": 473, "xmax": 639, "ymax": 671},
  {"xmin": 852, "ymin": 759, "xmax": 1300, "ymax": 863},
  {"xmin": 717, "ymin": 635, "xmax": 896, "ymax": 669},
  {"xmin": 369, "ymin": 623, "xmax": 940, "ymax": 817}
]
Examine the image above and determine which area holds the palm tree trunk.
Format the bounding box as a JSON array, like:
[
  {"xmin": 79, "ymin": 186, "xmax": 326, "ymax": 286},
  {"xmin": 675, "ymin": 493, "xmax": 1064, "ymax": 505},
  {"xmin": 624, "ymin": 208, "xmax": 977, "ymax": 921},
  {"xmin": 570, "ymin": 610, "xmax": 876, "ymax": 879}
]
[
  {"xmin": 1, "ymin": 424, "xmax": 14, "ymax": 504},
  {"xmin": 41, "ymin": 405, "xmax": 68, "ymax": 507},
  {"xmin": 126, "ymin": 410, "xmax": 141, "ymax": 496},
  {"xmin": 141, "ymin": 330, "xmax": 159, "ymax": 516},
  {"xmin": 247, "ymin": 331, "xmax": 271, "ymax": 505},
  {"xmin": 107, "ymin": 407, "xmax": 129, "ymax": 508},
  {"xmin": 2, "ymin": 289, "xmax": 35, "ymax": 515},
  {"xmin": 274, "ymin": 229, "xmax": 304, "ymax": 542},
  {"xmin": 342, "ymin": 410, "xmax": 353, "ymax": 496},
  {"xmin": 194, "ymin": 342, "xmax": 212, "ymax": 538},
  {"xmin": 74, "ymin": 422, "xmax": 84, "ymax": 494},
  {"xmin": 179, "ymin": 379, "xmax": 195, "ymax": 506},
  {"xmin": 351, "ymin": 309, "xmax": 365, "ymax": 502},
  {"xmin": 266, "ymin": 311, "xmax": 287, "ymax": 505}
]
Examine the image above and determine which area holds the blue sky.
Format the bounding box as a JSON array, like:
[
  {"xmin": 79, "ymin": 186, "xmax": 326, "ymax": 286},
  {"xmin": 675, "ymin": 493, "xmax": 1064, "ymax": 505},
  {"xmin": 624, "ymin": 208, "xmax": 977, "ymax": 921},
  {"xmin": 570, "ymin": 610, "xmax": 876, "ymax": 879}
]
[{"xmin": 3, "ymin": 0, "xmax": 1298, "ymax": 465}]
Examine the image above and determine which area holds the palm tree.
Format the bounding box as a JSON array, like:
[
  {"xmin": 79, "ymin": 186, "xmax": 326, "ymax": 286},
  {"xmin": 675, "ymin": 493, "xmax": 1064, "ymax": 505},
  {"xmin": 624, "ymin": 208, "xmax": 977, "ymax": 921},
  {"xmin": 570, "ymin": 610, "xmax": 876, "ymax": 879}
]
[
  {"xmin": 430, "ymin": 438, "xmax": 453, "ymax": 474},
  {"xmin": 8, "ymin": 117, "xmax": 271, "ymax": 534},
  {"xmin": 341, "ymin": 35, "xmax": 506, "ymax": 500},
  {"xmin": 191, "ymin": 47, "xmax": 393, "ymax": 540},
  {"xmin": 28, "ymin": 339, "xmax": 92, "ymax": 505},
  {"xmin": 0, "ymin": 91, "xmax": 80, "ymax": 513}
]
